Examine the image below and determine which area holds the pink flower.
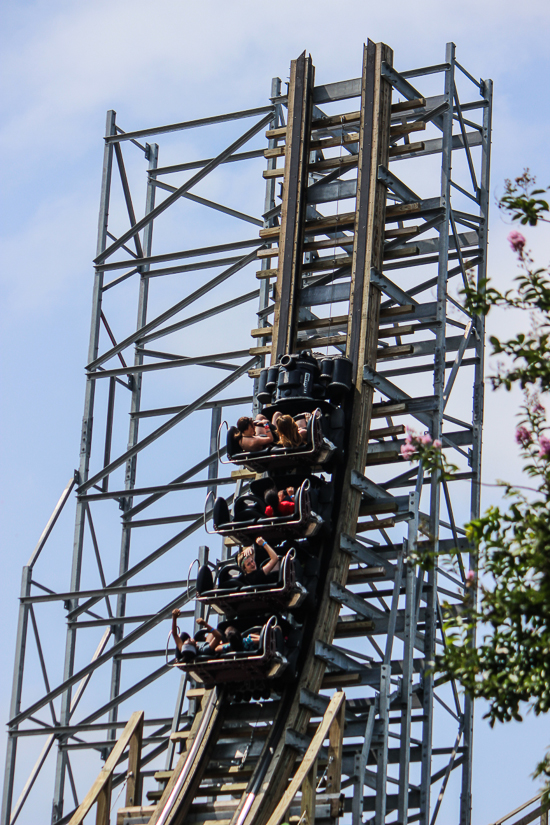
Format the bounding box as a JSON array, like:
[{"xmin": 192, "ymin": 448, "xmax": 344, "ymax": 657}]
[
  {"xmin": 534, "ymin": 402, "xmax": 546, "ymax": 414},
  {"xmin": 466, "ymin": 569, "xmax": 476, "ymax": 583},
  {"xmin": 401, "ymin": 443, "xmax": 417, "ymax": 460},
  {"xmin": 420, "ymin": 434, "xmax": 432, "ymax": 445},
  {"xmin": 507, "ymin": 229, "xmax": 526, "ymax": 253},
  {"xmin": 433, "ymin": 439, "xmax": 442, "ymax": 449},
  {"xmin": 515, "ymin": 426, "xmax": 532, "ymax": 446},
  {"xmin": 539, "ymin": 435, "xmax": 550, "ymax": 458}
]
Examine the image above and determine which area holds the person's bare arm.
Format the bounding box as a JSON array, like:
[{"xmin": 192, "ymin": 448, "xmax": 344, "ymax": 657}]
[
  {"xmin": 240, "ymin": 427, "xmax": 274, "ymax": 452},
  {"xmin": 256, "ymin": 537, "xmax": 280, "ymax": 574},
  {"xmin": 197, "ymin": 617, "xmax": 223, "ymax": 651}
]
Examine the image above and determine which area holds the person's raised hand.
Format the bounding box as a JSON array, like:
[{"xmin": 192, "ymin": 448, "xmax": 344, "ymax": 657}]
[{"xmin": 172, "ymin": 608, "xmax": 181, "ymax": 618}]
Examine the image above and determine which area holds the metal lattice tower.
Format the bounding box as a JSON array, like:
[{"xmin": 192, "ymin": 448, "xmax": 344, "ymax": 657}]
[{"xmin": 3, "ymin": 41, "xmax": 491, "ymax": 825}]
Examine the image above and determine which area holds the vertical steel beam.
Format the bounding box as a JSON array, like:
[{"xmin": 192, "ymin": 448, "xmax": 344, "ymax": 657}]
[
  {"xmin": 460, "ymin": 75, "xmax": 492, "ymax": 825},
  {"xmin": 108, "ymin": 142, "xmax": 159, "ymax": 740},
  {"xmin": 207, "ymin": 406, "xmax": 222, "ymax": 499},
  {"xmin": 419, "ymin": 44, "xmax": 455, "ymax": 825},
  {"xmin": 375, "ymin": 665, "xmax": 391, "ymax": 825},
  {"xmin": 1, "ymin": 567, "xmax": 32, "ymax": 825},
  {"xmin": 51, "ymin": 109, "xmax": 117, "ymax": 824}
]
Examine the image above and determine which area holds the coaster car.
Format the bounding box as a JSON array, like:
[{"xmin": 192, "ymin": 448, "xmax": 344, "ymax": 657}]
[
  {"xmin": 195, "ymin": 549, "xmax": 308, "ymax": 616},
  {"xmin": 257, "ymin": 351, "xmax": 353, "ymax": 409},
  {"xmin": 206, "ymin": 479, "xmax": 323, "ymax": 544},
  {"xmin": 176, "ymin": 616, "xmax": 288, "ymax": 688},
  {"xmin": 223, "ymin": 408, "xmax": 336, "ymax": 473}
]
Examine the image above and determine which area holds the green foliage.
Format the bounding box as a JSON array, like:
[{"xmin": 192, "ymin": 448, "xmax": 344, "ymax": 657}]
[
  {"xmin": 499, "ymin": 169, "xmax": 550, "ymax": 226},
  {"xmin": 439, "ymin": 399, "xmax": 550, "ymax": 729}
]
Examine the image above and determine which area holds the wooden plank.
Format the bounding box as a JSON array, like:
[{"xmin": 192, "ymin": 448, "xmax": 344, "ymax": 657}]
[
  {"xmin": 265, "ymin": 692, "xmax": 345, "ymax": 825},
  {"xmin": 247, "ymin": 368, "xmax": 262, "ymax": 378},
  {"xmin": 189, "ymin": 688, "xmax": 206, "ymax": 696},
  {"xmin": 311, "ymin": 110, "xmax": 360, "ymax": 128},
  {"xmin": 384, "ymin": 226, "xmax": 418, "ymax": 239},
  {"xmin": 264, "ymin": 146, "xmax": 286, "ymax": 159},
  {"xmin": 266, "ymin": 126, "xmax": 288, "ymax": 139},
  {"xmin": 250, "ymin": 327, "xmax": 273, "ymax": 338},
  {"xmin": 116, "ymin": 805, "xmax": 155, "ymax": 825},
  {"xmin": 389, "ymin": 121, "xmax": 426, "ymax": 137},
  {"xmin": 371, "ymin": 402, "xmax": 407, "ymax": 417},
  {"xmin": 309, "ymin": 132, "xmax": 359, "ymax": 150},
  {"xmin": 263, "ymin": 168, "xmax": 285, "ymax": 179},
  {"xmin": 370, "ymin": 424, "xmax": 405, "ymax": 438},
  {"xmin": 68, "ymin": 711, "xmax": 145, "ymax": 825},
  {"xmin": 249, "ymin": 345, "xmax": 271, "ymax": 355},
  {"xmin": 377, "ymin": 343, "xmax": 414, "ymax": 359},
  {"xmin": 298, "ymin": 334, "xmax": 347, "ymax": 349},
  {"xmin": 298, "ymin": 315, "xmax": 349, "ymax": 331},
  {"xmin": 391, "ymin": 97, "xmax": 425, "ymax": 113},
  {"xmin": 378, "ymin": 325, "xmax": 414, "ymax": 338},
  {"xmin": 303, "ymin": 237, "xmax": 353, "ymax": 253},
  {"xmin": 389, "ymin": 140, "xmax": 425, "ymax": 157},
  {"xmin": 230, "ymin": 468, "xmax": 256, "ymax": 479},
  {"xmin": 302, "ymin": 256, "xmax": 353, "ymax": 272},
  {"xmin": 383, "ymin": 245, "xmax": 419, "ymax": 260},
  {"xmin": 255, "ymin": 269, "xmax": 278, "ymax": 279},
  {"xmin": 303, "ymin": 211, "xmax": 356, "ymax": 234},
  {"xmin": 356, "ymin": 517, "xmax": 396, "ymax": 532},
  {"xmin": 259, "ymin": 226, "xmax": 280, "ymax": 239},
  {"xmin": 379, "ymin": 304, "xmax": 414, "ymax": 318},
  {"xmin": 308, "ymin": 155, "xmax": 359, "ymax": 173},
  {"xmin": 257, "ymin": 247, "xmax": 279, "ymax": 258}
]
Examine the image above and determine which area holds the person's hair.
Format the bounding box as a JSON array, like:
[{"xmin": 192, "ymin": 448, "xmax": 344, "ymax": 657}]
[
  {"xmin": 237, "ymin": 416, "xmax": 254, "ymax": 434},
  {"xmin": 225, "ymin": 626, "xmax": 243, "ymax": 651},
  {"xmin": 237, "ymin": 547, "xmax": 254, "ymax": 570},
  {"xmin": 276, "ymin": 415, "xmax": 303, "ymax": 448},
  {"xmin": 264, "ymin": 489, "xmax": 279, "ymax": 510}
]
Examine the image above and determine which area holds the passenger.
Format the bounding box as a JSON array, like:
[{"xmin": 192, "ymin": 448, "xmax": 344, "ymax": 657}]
[
  {"xmin": 234, "ymin": 416, "xmax": 274, "ymax": 453},
  {"xmin": 171, "ymin": 611, "xmax": 242, "ymax": 661},
  {"xmin": 237, "ymin": 536, "xmax": 280, "ymax": 585},
  {"xmin": 255, "ymin": 413, "xmax": 280, "ymax": 443},
  {"xmin": 275, "ymin": 414, "xmax": 308, "ymax": 448},
  {"xmin": 264, "ymin": 487, "xmax": 295, "ymax": 517}
]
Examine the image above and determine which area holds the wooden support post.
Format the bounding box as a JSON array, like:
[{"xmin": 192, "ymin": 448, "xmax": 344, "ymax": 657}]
[
  {"xmin": 95, "ymin": 777, "xmax": 111, "ymax": 825},
  {"xmin": 300, "ymin": 758, "xmax": 318, "ymax": 825},
  {"xmin": 125, "ymin": 714, "xmax": 143, "ymax": 807},
  {"xmin": 266, "ymin": 691, "xmax": 345, "ymax": 825},
  {"xmin": 67, "ymin": 711, "xmax": 144, "ymax": 825},
  {"xmin": 326, "ymin": 700, "xmax": 345, "ymax": 817}
]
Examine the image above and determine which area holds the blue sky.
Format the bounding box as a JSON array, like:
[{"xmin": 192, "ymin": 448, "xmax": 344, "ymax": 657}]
[{"xmin": 2, "ymin": 1, "xmax": 550, "ymax": 822}]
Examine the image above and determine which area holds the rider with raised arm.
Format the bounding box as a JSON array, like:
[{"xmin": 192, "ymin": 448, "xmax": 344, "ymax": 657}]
[{"xmin": 237, "ymin": 536, "xmax": 280, "ymax": 585}]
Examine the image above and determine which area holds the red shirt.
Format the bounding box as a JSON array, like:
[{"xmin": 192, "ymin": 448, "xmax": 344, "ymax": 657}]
[{"xmin": 265, "ymin": 500, "xmax": 295, "ymax": 517}]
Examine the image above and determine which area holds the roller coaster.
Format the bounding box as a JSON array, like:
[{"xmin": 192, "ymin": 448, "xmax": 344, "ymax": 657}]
[{"xmin": 3, "ymin": 42, "xmax": 492, "ymax": 825}]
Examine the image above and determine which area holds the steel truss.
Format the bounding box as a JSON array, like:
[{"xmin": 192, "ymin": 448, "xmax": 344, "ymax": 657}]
[{"xmin": 3, "ymin": 41, "xmax": 491, "ymax": 825}]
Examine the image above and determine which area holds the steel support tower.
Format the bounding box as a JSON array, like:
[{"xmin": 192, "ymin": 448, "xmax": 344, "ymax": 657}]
[{"xmin": 3, "ymin": 41, "xmax": 491, "ymax": 825}]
